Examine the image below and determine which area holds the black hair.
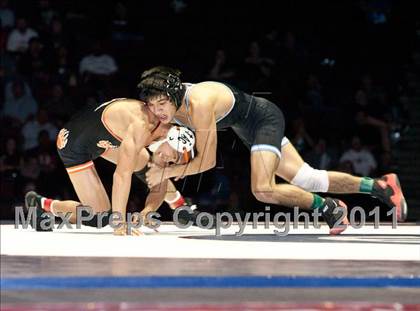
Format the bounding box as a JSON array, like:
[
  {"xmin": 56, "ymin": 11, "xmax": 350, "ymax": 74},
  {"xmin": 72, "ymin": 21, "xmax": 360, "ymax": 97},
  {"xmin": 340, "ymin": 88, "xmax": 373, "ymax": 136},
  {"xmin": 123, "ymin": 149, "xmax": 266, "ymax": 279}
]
[{"xmin": 137, "ymin": 66, "xmax": 186, "ymax": 109}]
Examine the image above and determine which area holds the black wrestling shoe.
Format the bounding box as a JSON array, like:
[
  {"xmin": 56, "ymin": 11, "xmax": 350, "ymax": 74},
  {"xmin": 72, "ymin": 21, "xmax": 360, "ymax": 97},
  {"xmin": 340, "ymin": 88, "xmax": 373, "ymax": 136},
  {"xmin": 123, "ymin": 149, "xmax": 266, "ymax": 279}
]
[
  {"xmin": 176, "ymin": 204, "xmax": 216, "ymax": 229},
  {"xmin": 24, "ymin": 191, "xmax": 53, "ymax": 232},
  {"xmin": 371, "ymin": 173, "xmax": 407, "ymax": 222},
  {"xmin": 321, "ymin": 198, "xmax": 349, "ymax": 235}
]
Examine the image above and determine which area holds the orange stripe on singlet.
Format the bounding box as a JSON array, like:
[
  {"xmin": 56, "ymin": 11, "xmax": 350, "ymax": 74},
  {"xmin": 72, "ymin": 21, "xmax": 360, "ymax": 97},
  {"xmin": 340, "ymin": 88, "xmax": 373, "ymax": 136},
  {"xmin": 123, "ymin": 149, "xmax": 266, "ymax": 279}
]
[{"xmin": 66, "ymin": 161, "xmax": 94, "ymax": 174}]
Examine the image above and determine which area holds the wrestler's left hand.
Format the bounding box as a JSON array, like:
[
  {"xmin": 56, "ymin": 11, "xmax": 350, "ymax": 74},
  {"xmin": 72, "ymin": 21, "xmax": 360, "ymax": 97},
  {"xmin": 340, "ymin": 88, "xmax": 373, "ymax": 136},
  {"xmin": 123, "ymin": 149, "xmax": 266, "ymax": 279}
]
[{"xmin": 146, "ymin": 162, "xmax": 167, "ymax": 188}]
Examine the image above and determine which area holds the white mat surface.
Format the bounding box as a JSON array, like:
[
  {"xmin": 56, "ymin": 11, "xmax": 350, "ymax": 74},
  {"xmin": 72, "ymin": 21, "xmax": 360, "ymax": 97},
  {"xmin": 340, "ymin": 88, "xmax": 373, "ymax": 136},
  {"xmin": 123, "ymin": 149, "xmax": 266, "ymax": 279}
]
[{"xmin": 1, "ymin": 224, "xmax": 419, "ymax": 261}]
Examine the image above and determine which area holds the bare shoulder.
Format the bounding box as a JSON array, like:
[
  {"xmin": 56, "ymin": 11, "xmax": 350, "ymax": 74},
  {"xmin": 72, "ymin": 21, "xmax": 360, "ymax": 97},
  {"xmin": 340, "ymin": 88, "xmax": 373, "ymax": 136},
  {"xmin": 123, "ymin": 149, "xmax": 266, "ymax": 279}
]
[
  {"xmin": 113, "ymin": 98, "xmax": 145, "ymax": 106},
  {"xmin": 189, "ymin": 81, "xmax": 229, "ymax": 108},
  {"xmin": 192, "ymin": 81, "xmax": 230, "ymax": 96},
  {"xmin": 106, "ymin": 98, "xmax": 144, "ymax": 111},
  {"xmin": 107, "ymin": 98, "xmax": 148, "ymax": 124}
]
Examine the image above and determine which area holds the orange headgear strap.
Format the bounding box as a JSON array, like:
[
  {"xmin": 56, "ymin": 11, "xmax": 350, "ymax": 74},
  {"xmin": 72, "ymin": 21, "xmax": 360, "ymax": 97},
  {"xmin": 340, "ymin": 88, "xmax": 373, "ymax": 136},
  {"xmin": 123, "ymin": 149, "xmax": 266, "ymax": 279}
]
[{"xmin": 182, "ymin": 147, "xmax": 190, "ymax": 163}]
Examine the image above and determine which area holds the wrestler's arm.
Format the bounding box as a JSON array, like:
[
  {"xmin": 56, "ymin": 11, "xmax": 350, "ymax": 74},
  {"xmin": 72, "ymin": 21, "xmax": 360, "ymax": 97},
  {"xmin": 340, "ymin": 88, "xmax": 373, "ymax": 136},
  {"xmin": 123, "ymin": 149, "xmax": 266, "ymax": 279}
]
[
  {"xmin": 112, "ymin": 120, "xmax": 150, "ymax": 228},
  {"xmin": 138, "ymin": 179, "xmax": 168, "ymax": 225},
  {"xmin": 164, "ymin": 98, "xmax": 217, "ymax": 179}
]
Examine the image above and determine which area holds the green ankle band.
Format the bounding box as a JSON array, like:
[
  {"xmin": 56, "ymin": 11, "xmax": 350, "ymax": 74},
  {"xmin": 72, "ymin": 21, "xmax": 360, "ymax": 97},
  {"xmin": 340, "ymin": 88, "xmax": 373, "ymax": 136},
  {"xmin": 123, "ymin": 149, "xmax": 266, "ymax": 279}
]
[
  {"xmin": 359, "ymin": 177, "xmax": 374, "ymax": 193},
  {"xmin": 311, "ymin": 194, "xmax": 325, "ymax": 209}
]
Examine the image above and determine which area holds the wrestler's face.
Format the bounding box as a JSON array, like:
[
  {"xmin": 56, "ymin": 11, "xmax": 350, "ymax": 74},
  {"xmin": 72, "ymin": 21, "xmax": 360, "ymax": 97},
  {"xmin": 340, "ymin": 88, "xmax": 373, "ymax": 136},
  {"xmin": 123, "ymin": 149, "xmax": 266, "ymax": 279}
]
[
  {"xmin": 152, "ymin": 142, "xmax": 187, "ymax": 167},
  {"xmin": 146, "ymin": 95, "xmax": 177, "ymax": 124}
]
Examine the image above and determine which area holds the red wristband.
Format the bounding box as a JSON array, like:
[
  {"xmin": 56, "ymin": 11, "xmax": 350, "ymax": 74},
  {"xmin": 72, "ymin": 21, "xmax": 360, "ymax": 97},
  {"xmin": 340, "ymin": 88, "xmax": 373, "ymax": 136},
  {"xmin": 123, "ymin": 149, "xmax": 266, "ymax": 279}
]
[
  {"xmin": 43, "ymin": 198, "xmax": 53, "ymax": 212},
  {"xmin": 169, "ymin": 196, "xmax": 185, "ymax": 209}
]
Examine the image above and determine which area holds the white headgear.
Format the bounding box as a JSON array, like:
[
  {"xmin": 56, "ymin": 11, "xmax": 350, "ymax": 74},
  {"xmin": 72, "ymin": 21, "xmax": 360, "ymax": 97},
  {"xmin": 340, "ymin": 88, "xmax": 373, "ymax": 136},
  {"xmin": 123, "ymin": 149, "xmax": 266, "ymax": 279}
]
[{"xmin": 148, "ymin": 126, "xmax": 195, "ymax": 161}]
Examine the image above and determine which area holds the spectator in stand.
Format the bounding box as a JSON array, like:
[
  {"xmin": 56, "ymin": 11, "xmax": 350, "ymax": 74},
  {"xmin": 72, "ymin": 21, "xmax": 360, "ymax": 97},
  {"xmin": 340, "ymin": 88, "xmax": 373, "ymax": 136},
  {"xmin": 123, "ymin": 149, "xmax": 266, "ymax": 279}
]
[
  {"xmin": 45, "ymin": 18, "xmax": 68, "ymax": 50},
  {"xmin": 20, "ymin": 154, "xmax": 40, "ymax": 182},
  {"xmin": 305, "ymin": 138, "xmax": 332, "ymax": 170},
  {"xmin": 6, "ymin": 16, "xmax": 38, "ymax": 54},
  {"xmin": 110, "ymin": 2, "xmax": 143, "ymax": 42},
  {"xmin": 278, "ymin": 31, "xmax": 308, "ymax": 75},
  {"xmin": 290, "ymin": 117, "xmax": 315, "ymax": 155},
  {"xmin": 51, "ymin": 45, "xmax": 76, "ymax": 86},
  {"xmin": 206, "ymin": 49, "xmax": 236, "ymax": 82},
  {"xmin": 0, "ymin": 137, "xmax": 23, "ymax": 200},
  {"xmin": 36, "ymin": 0, "xmax": 58, "ymax": 29},
  {"xmin": 352, "ymin": 88, "xmax": 391, "ymax": 153},
  {"xmin": 18, "ymin": 36, "xmax": 51, "ymax": 100},
  {"xmin": 111, "ymin": 2, "xmax": 129, "ymax": 39},
  {"xmin": 261, "ymin": 28, "xmax": 281, "ymax": 59},
  {"xmin": 79, "ymin": 39, "xmax": 118, "ymax": 95},
  {"xmin": 26, "ymin": 129, "xmax": 59, "ymax": 195},
  {"xmin": 305, "ymin": 74, "xmax": 324, "ymax": 111},
  {"xmin": 21, "ymin": 109, "xmax": 58, "ymax": 151},
  {"xmin": 0, "ymin": 0, "xmax": 15, "ymax": 30},
  {"xmin": 244, "ymin": 41, "xmax": 275, "ymax": 67},
  {"xmin": 0, "ymin": 22, "xmax": 6, "ymax": 52},
  {"xmin": 2, "ymin": 79, "xmax": 38, "ymax": 125},
  {"xmin": 242, "ymin": 41, "xmax": 275, "ymax": 87},
  {"xmin": 0, "ymin": 137, "xmax": 23, "ymax": 176},
  {"xmin": 18, "ymin": 37, "xmax": 49, "ymax": 78},
  {"xmin": 0, "ymin": 36, "xmax": 16, "ymax": 74},
  {"xmin": 44, "ymin": 82, "xmax": 75, "ymax": 126},
  {"xmin": 339, "ymin": 136, "xmax": 377, "ymax": 177},
  {"xmin": 79, "ymin": 40, "xmax": 118, "ymax": 79}
]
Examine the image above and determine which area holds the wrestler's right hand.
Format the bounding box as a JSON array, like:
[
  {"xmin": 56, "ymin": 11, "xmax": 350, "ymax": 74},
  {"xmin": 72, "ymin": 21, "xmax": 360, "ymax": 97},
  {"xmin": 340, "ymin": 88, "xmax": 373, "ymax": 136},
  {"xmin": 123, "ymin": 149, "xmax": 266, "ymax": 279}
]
[{"xmin": 113, "ymin": 223, "xmax": 143, "ymax": 236}]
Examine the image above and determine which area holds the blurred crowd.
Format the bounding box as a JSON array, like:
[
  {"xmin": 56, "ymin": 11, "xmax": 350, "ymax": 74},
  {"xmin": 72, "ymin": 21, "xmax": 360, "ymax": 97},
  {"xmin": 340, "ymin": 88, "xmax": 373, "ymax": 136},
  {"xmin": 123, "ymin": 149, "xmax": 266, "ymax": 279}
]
[{"xmin": 0, "ymin": 0, "xmax": 417, "ymax": 219}]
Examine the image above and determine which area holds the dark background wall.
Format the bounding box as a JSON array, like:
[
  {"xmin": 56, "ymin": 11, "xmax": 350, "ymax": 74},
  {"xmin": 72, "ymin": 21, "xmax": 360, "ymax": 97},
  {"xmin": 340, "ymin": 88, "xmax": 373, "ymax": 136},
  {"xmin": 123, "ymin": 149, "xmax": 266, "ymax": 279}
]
[{"xmin": 1, "ymin": 0, "xmax": 419, "ymax": 221}]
